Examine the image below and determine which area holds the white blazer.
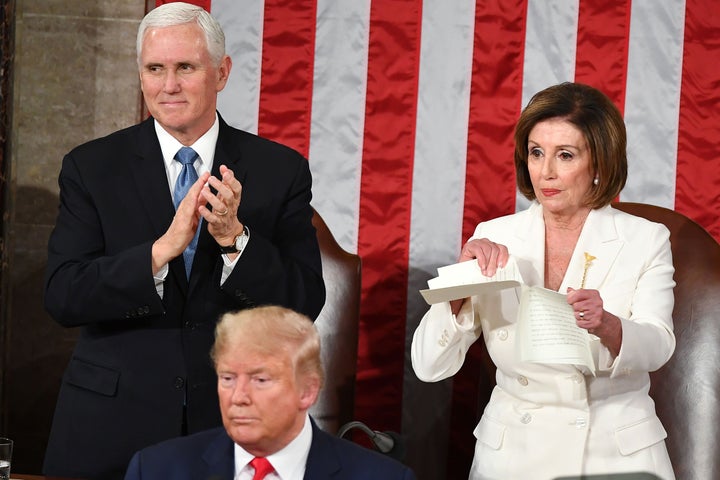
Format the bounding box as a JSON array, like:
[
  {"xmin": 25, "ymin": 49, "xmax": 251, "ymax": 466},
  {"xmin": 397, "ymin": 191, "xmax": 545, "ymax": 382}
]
[{"xmin": 412, "ymin": 203, "xmax": 676, "ymax": 480}]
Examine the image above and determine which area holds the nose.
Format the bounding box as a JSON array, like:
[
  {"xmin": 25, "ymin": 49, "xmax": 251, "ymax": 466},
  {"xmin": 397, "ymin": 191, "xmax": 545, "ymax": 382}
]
[
  {"xmin": 162, "ymin": 70, "xmax": 181, "ymax": 93},
  {"xmin": 230, "ymin": 379, "xmax": 251, "ymax": 405},
  {"xmin": 540, "ymin": 157, "xmax": 556, "ymax": 178}
]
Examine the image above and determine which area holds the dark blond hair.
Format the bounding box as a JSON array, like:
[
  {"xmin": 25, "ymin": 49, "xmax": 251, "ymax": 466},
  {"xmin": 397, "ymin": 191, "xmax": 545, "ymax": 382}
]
[
  {"xmin": 211, "ymin": 306, "xmax": 324, "ymax": 389},
  {"xmin": 514, "ymin": 82, "xmax": 627, "ymax": 208}
]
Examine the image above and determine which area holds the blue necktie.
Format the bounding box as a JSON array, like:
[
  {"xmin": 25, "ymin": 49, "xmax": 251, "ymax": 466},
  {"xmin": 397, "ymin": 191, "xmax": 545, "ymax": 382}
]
[{"xmin": 174, "ymin": 147, "xmax": 200, "ymax": 278}]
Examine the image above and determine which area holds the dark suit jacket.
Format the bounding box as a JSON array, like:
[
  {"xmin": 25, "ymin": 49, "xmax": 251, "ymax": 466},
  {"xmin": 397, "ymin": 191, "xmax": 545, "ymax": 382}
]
[
  {"xmin": 124, "ymin": 419, "xmax": 417, "ymax": 480},
  {"xmin": 42, "ymin": 115, "xmax": 325, "ymax": 479}
]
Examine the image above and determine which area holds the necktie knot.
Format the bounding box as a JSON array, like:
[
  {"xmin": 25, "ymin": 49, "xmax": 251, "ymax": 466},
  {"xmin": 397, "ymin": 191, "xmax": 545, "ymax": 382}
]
[
  {"xmin": 173, "ymin": 147, "xmax": 200, "ymax": 209},
  {"xmin": 174, "ymin": 146, "xmax": 198, "ymax": 166},
  {"xmin": 250, "ymin": 457, "xmax": 274, "ymax": 480}
]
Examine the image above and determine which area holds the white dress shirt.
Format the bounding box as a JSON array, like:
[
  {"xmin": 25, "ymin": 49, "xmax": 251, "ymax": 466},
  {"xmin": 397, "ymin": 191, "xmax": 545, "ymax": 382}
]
[
  {"xmin": 152, "ymin": 115, "xmax": 244, "ymax": 294},
  {"xmin": 233, "ymin": 415, "xmax": 313, "ymax": 480}
]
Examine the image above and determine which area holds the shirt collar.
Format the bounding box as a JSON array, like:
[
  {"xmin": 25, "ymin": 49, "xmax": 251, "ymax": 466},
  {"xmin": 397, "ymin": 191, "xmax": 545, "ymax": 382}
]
[
  {"xmin": 155, "ymin": 114, "xmax": 219, "ymax": 176},
  {"xmin": 234, "ymin": 415, "xmax": 313, "ymax": 480}
]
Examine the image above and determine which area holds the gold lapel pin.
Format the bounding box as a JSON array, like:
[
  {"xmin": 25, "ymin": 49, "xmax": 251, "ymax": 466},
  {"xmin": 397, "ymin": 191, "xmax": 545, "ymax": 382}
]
[{"xmin": 581, "ymin": 252, "xmax": 596, "ymax": 289}]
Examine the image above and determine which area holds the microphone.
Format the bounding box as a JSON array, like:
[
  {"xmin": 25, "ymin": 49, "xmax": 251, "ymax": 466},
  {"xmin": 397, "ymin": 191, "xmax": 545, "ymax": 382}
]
[{"xmin": 337, "ymin": 421, "xmax": 406, "ymax": 461}]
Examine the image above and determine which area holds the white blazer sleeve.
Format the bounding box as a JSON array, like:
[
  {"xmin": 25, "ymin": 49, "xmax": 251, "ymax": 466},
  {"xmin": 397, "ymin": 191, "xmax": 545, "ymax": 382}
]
[{"xmin": 411, "ymin": 299, "xmax": 481, "ymax": 382}]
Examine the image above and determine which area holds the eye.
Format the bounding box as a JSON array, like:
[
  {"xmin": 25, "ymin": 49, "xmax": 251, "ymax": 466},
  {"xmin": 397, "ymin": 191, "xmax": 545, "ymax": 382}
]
[
  {"xmin": 528, "ymin": 147, "xmax": 543, "ymax": 159},
  {"xmin": 178, "ymin": 63, "xmax": 194, "ymax": 72},
  {"xmin": 558, "ymin": 151, "xmax": 574, "ymax": 161},
  {"xmin": 251, "ymin": 375, "xmax": 273, "ymax": 387},
  {"xmin": 218, "ymin": 374, "xmax": 236, "ymax": 388}
]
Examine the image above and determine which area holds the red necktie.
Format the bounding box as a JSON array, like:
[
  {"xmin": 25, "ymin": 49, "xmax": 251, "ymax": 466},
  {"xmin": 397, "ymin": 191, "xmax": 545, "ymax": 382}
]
[{"xmin": 250, "ymin": 457, "xmax": 275, "ymax": 480}]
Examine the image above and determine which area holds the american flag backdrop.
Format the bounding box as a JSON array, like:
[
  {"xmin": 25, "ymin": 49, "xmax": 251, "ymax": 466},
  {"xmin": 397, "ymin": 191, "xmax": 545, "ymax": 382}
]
[{"xmin": 159, "ymin": 1, "xmax": 719, "ymax": 477}]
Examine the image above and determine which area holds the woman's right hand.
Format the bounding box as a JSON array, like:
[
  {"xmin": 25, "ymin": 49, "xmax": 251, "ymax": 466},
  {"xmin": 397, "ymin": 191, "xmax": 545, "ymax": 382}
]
[
  {"xmin": 459, "ymin": 238, "xmax": 509, "ymax": 277},
  {"xmin": 450, "ymin": 238, "xmax": 509, "ymax": 315}
]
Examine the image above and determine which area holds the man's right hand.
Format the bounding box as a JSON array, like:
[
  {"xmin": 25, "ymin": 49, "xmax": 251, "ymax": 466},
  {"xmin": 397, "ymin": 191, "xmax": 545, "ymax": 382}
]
[{"xmin": 151, "ymin": 172, "xmax": 211, "ymax": 274}]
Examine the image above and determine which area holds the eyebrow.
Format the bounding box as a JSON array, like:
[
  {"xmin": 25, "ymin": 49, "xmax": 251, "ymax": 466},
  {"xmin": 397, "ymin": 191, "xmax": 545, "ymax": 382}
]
[{"xmin": 528, "ymin": 141, "xmax": 583, "ymax": 151}]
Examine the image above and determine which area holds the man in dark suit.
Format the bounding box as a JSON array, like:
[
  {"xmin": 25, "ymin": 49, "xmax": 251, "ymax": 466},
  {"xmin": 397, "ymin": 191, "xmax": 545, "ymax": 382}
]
[
  {"xmin": 42, "ymin": 3, "xmax": 325, "ymax": 479},
  {"xmin": 124, "ymin": 306, "xmax": 416, "ymax": 480}
]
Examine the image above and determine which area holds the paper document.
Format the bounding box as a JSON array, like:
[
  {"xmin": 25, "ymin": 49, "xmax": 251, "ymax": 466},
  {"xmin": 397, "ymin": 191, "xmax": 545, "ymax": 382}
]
[
  {"xmin": 419, "ymin": 257, "xmax": 523, "ymax": 305},
  {"xmin": 517, "ymin": 285, "xmax": 595, "ymax": 373},
  {"xmin": 420, "ymin": 256, "xmax": 596, "ymax": 373}
]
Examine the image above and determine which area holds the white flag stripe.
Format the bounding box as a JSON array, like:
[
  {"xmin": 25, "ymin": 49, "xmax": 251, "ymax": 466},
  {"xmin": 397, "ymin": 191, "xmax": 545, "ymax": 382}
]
[
  {"xmin": 408, "ymin": 0, "xmax": 476, "ymax": 292},
  {"xmin": 308, "ymin": 0, "xmax": 371, "ymax": 253},
  {"xmin": 518, "ymin": 0, "xmax": 580, "ymax": 212},
  {"xmin": 523, "ymin": 0, "xmax": 580, "ymax": 101},
  {"xmin": 623, "ymin": 0, "xmax": 685, "ymax": 207},
  {"xmin": 214, "ymin": 0, "xmax": 264, "ymax": 134},
  {"xmin": 403, "ymin": 0, "xmax": 477, "ymax": 470}
]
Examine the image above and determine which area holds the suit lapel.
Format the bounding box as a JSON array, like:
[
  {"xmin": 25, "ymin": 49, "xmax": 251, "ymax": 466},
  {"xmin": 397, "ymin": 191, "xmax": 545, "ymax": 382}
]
[
  {"xmin": 212, "ymin": 114, "xmax": 249, "ymax": 187},
  {"xmin": 304, "ymin": 419, "xmax": 342, "ymax": 479},
  {"xmin": 510, "ymin": 203, "xmax": 624, "ymax": 293},
  {"xmin": 200, "ymin": 429, "xmax": 236, "ymax": 480},
  {"xmin": 128, "ymin": 117, "xmax": 175, "ymax": 237},
  {"xmin": 560, "ymin": 205, "xmax": 623, "ymax": 292},
  {"xmin": 128, "ymin": 117, "xmax": 190, "ymax": 288},
  {"xmin": 511, "ymin": 202, "xmax": 546, "ymax": 287},
  {"xmin": 187, "ymin": 116, "xmax": 246, "ymax": 289}
]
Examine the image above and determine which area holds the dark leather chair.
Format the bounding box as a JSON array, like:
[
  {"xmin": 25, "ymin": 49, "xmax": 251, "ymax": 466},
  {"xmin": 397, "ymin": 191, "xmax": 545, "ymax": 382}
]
[
  {"xmin": 471, "ymin": 202, "xmax": 720, "ymax": 479},
  {"xmin": 612, "ymin": 202, "xmax": 720, "ymax": 480},
  {"xmin": 308, "ymin": 209, "xmax": 361, "ymax": 434}
]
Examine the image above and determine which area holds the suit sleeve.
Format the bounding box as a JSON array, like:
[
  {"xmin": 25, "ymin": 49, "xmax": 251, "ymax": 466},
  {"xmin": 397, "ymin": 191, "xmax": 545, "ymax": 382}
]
[
  {"xmin": 609, "ymin": 222, "xmax": 676, "ymax": 376},
  {"xmin": 123, "ymin": 452, "xmax": 142, "ymax": 480},
  {"xmin": 411, "ymin": 297, "xmax": 481, "ymax": 382},
  {"xmin": 44, "ymin": 153, "xmax": 165, "ymax": 327},
  {"xmin": 220, "ymin": 152, "xmax": 325, "ymax": 320}
]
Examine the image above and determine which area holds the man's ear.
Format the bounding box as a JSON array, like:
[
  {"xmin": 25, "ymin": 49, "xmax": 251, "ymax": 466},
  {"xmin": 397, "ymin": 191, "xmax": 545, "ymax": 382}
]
[
  {"xmin": 298, "ymin": 375, "xmax": 321, "ymax": 410},
  {"xmin": 216, "ymin": 55, "xmax": 232, "ymax": 92}
]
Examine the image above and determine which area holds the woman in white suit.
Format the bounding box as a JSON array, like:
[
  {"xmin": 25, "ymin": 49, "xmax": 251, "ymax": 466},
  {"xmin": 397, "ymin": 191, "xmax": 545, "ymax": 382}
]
[{"xmin": 411, "ymin": 82, "xmax": 676, "ymax": 480}]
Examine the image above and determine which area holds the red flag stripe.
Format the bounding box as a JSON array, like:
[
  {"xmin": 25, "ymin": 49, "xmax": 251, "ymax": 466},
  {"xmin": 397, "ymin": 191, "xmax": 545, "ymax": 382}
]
[
  {"xmin": 355, "ymin": 0, "xmax": 423, "ymax": 432},
  {"xmin": 676, "ymin": 0, "xmax": 720, "ymax": 239},
  {"xmin": 461, "ymin": 0, "xmax": 527, "ymax": 241},
  {"xmin": 449, "ymin": 1, "xmax": 528, "ymax": 477},
  {"xmin": 157, "ymin": 0, "xmax": 211, "ymax": 10},
  {"xmin": 575, "ymin": 0, "xmax": 631, "ymax": 112},
  {"xmin": 257, "ymin": 0, "xmax": 317, "ymax": 158}
]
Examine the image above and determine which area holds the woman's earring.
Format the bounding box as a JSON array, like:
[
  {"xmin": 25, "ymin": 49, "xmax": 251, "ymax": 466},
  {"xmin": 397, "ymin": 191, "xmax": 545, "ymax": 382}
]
[{"xmin": 593, "ymin": 177, "xmax": 599, "ymax": 185}]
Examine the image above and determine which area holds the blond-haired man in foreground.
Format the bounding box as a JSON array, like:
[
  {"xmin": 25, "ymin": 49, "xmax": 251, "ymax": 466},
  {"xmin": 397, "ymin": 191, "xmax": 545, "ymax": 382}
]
[{"xmin": 125, "ymin": 306, "xmax": 417, "ymax": 479}]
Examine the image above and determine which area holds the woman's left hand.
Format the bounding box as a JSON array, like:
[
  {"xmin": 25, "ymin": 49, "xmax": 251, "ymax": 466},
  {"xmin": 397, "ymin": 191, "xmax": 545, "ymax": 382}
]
[{"xmin": 567, "ymin": 287, "xmax": 622, "ymax": 356}]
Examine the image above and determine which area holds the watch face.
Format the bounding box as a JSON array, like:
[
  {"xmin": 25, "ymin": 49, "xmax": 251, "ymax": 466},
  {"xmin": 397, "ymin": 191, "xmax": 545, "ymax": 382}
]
[{"xmin": 220, "ymin": 228, "xmax": 248, "ymax": 254}]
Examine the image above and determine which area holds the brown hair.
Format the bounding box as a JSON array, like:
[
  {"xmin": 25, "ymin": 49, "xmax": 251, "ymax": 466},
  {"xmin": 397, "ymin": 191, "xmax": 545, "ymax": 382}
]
[
  {"xmin": 211, "ymin": 306, "xmax": 324, "ymax": 389},
  {"xmin": 514, "ymin": 82, "xmax": 627, "ymax": 208}
]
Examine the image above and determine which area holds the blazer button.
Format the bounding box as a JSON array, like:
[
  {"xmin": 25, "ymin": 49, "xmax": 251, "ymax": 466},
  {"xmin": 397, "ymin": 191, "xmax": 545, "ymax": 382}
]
[
  {"xmin": 497, "ymin": 329, "xmax": 508, "ymax": 341},
  {"xmin": 173, "ymin": 377, "xmax": 185, "ymax": 389},
  {"xmin": 520, "ymin": 413, "xmax": 532, "ymax": 424},
  {"xmin": 517, "ymin": 375, "xmax": 529, "ymax": 386}
]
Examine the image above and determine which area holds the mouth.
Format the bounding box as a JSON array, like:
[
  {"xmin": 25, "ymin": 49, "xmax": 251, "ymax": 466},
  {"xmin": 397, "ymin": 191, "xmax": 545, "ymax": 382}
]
[
  {"xmin": 541, "ymin": 188, "xmax": 561, "ymax": 197},
  {"xmin": 229, "ymin": 416, "xmax": 257, "ymax": 425},
  {"xmin": 158, "ymin": 99, "xmax": 187, "ymax": 107}
]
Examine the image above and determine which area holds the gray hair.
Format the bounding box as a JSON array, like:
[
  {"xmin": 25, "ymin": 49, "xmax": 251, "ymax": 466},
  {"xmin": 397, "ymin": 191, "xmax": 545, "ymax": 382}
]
[{"xmin": 137, "ymin": 2, "xmax": 226, "ymax": 66}]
